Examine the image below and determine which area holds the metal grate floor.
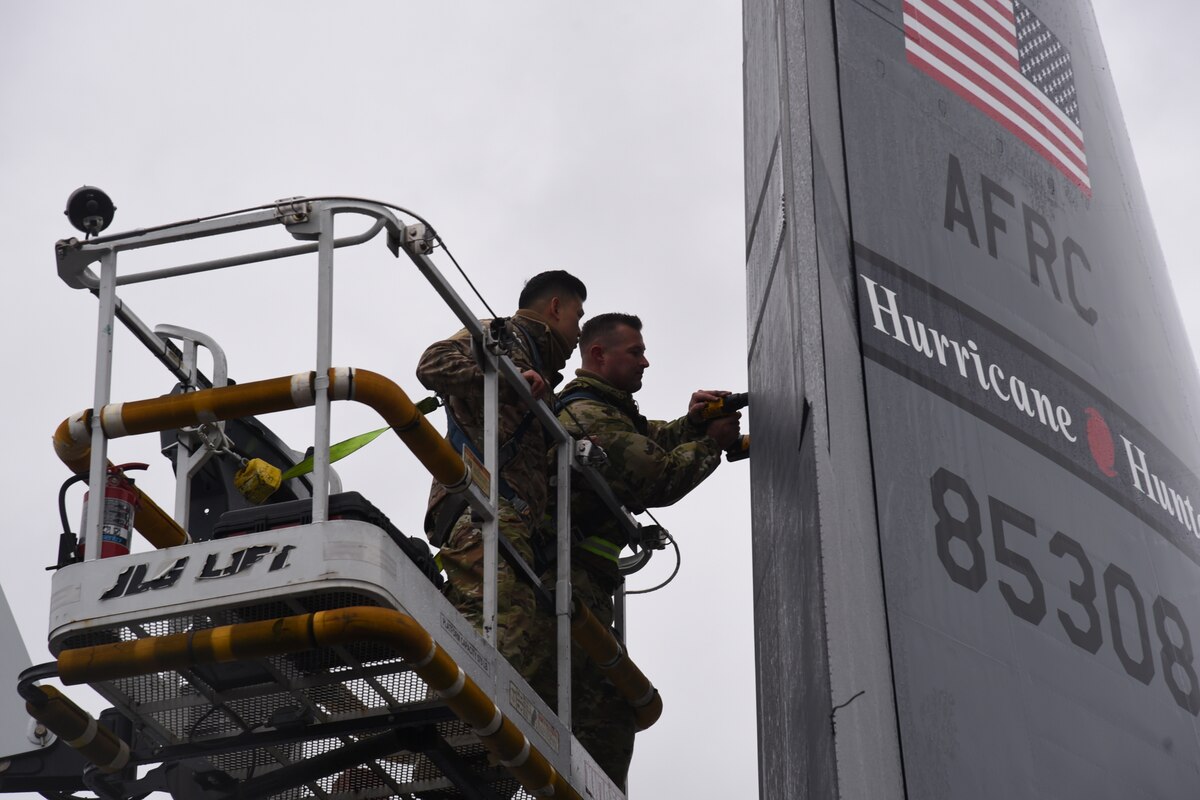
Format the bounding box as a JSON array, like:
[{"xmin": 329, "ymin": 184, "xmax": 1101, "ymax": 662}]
[{"xmin": 60, "ymin": 591, "xmax": 538, "ymax": 799}]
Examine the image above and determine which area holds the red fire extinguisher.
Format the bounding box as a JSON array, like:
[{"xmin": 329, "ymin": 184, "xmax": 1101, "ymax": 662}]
[{"xmin": 79, "ymin": 463, "xmax": 148, "ymax": 559}]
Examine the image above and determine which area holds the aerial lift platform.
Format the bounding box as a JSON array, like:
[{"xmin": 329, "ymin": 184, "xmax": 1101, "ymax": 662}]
[{"xmin": 9, "ymin": 196, "xmax": 662, "ymax": 799}]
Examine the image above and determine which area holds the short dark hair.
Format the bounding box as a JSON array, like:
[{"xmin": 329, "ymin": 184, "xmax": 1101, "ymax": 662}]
[
  {"xmin": 580, "ymin": 313, "xmax": 642, "ymax": 349},
  {"xmin": 518, "ymin": 270, "xmax": 587, "ymax": 310}
]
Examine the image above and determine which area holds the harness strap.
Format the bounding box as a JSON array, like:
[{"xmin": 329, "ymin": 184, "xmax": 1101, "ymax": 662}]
[
  {"xmin": 511, "ymin": 319, "xmax": 547, "ymax": 378},
  {"xmin": 554, "ymin": 388, "xmax": 605, "ymax": 413},
  {"xmin": 578, "ymin": 536, "xmax": 623, "ymax": 564},
  {"xmin": 549, "ymin": 387, "xmax": 630, "ymax": 567},
  {"xmin": 445, "ymin": 408, "xmax": 531, "ymax": 516},
  {"xmin": 439, "ymin": 319, "xmax": 547, "ymax": 520}
]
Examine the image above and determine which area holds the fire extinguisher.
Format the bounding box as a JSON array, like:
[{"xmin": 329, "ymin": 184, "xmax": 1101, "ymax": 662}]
[{"xmin": 78, "ymin": 463, "xmax": 148, "ymax": 559}]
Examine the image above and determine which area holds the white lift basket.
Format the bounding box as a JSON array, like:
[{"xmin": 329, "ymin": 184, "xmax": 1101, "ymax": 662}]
[{"xmin": 21, "ymin": 197, "xmax": 661, "ymax": 800}]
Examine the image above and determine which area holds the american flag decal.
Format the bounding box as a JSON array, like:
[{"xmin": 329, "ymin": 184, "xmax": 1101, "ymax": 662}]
[{"xmin": 903, "ymin": 0, "xmax": 1090, "ymax": 195}]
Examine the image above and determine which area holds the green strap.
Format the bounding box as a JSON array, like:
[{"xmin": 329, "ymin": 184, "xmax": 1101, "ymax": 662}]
[
  {"xmin": 280, "ymin": 427, "xmax": 390, "ymax": 482},
  {"xmin": 579, "ymin": 536, "xmax": 623, "ymax": 564}
]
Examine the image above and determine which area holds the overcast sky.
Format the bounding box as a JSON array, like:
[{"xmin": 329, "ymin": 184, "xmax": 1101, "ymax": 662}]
[{"xmin": 0, "ymin": 2, "xmax": 1194, "ymax": 798}]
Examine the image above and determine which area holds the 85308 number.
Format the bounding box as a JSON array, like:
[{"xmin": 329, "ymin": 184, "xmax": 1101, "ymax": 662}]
[{"xmin": 930, "ymin": 466, "xmax": 1200, "ymax": 716}]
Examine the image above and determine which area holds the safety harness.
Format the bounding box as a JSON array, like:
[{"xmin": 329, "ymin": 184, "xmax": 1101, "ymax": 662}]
[
  {"xmin": 430, "ymin": 319, "xmax": 545, "ymax": 546},
  {"xmin": 554, "ymin": 387, "xmax": 628, "ymax": 566}
]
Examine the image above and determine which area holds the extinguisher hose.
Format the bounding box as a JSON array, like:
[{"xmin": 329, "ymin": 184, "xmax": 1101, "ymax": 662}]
[
  {"xmin": 56, "ymin": 473, "xmax": 89, "ymax": 535},
  {"xmin": 55, "ymin": 463, "xmax": 154, "ymax": 560}
]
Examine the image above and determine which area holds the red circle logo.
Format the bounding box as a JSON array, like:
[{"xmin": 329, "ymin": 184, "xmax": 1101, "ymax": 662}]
[{"xmin": 1085, "ymin": 407, "xmax": 1117, "ymax": 478}]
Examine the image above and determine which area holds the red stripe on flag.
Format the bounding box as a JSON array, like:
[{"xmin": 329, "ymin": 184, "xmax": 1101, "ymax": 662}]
[
  {"xmin": 906, "ymin": 49, "xmax": 1091, "ymax": 194},
  {"xmin": 904, "ymin": 2, "xmax": 1084, "ymax": 153},
  {"xmin": 978, "ymin": 0, "xmax": 1015, "ymax": 24},
  {"xmin": 938, "ymin": 0, "xmax": 1018, "ymax": 51},
  {"xmin": 906, "ymin": 33, "xmax": 1087, "ymax": 173},
  {"xmin": 912, "ymin": 0, "xmax": 1017, "ymax": 70}
]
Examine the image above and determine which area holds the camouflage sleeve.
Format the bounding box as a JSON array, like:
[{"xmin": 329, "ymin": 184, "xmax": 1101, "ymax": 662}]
[
  {"xmin": 417, "ymin": 322, "xmax": 540, "ymax": 402},
  {"xmin": 416, "ymin": 327, "xmax": 479, "ymax": 397},
  {"xmin": 568, "ymin": 401, "xmax": 723, "ymax": 510},
  {"xmin": 646, "ymin": 415, "xmax": 708, "ymax": 451}
]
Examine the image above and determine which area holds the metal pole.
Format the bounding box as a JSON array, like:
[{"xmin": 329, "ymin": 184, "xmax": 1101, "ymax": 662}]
[
  {"xmin": 171, "ymin": 339, "xmax": 198, "ymax": 527},
  {"xmin": 312, "ymin": 210, "xmax": 335, "ymax": 523},
  {"xmin": 84, "ymin": 250, "xmax": 119, "ymax": 561},
  {"xmin": 482, "ymin": 351, "xmax": 500, "ymax": 647},
  {"xmin": 555, "ymin": 439, "xmax": 573, "ymax": 725},
  {"xmin": 155, "ymin": 324, "xmax": 229, "ymax": 529},
  {"xmin": 614, "ymin": 582, "xmax": 627, "ymax": 641}
]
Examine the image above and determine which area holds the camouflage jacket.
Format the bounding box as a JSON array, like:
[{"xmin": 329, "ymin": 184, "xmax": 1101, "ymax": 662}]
[
  {"xmin": 417, "ymin": 310, "xmax": 570, "ymax": 538},
  {"xmin": 555, "ymin": 371, "xmax": 723, "ymax": 583}
]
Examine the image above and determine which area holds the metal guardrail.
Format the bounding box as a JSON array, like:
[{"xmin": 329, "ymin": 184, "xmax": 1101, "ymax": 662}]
[{"xmin": 54, "ymin": 196, "xmax": 652, "ymax": 742}]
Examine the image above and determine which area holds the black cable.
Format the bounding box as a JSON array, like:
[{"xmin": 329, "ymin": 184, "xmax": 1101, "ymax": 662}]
[
  {"xmin": 375, "ymin": 199, "xmax": 496, "ymax": 316},
  {"xmin": 559, "ymin": 398, "xmax": 700, "ymax": 597},
  {"xmin": 185, "ymin": 703, "xmax": 228, "ymax": 743},
  {"xmin": 432, "ymin": 236, "xmax": 497, "ymax": 319},
  {"xmin": 625, "ymin": 532, "xmax": 681, "ymax": 595},
  {"xmin": 557, "ymin": 397, "xmax": 687, "ymax": 594},
  {"xmin": 301, "ymin": 195, "xmax": 498, "ymax": 318}
]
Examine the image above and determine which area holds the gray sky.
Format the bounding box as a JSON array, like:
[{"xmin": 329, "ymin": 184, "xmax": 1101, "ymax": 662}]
[{"xmin": 0, "ymin": 2, "xmax": 1193, "ymax": 798}]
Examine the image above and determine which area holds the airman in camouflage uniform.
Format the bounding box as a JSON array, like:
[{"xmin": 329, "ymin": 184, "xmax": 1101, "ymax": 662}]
[
  {"xmin": 552, "ymin": 312, "xmax": 742, "ymax": 786},
  {"xmin": 417, "ymin": 271, "xmax": 586, "ymax": 701}
]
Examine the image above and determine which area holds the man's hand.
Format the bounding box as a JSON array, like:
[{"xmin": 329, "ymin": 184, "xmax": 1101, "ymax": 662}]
[
  {"xmin": 522, "ymin": 369, "xmax": 547, "ymax": 400},
  {"xmin": 687, "ymin": 389, "xmax": 731, "ymax": 424},
  {"xmin": 705, "ymin": 412, "xmax": 742, "ymax": 450}
]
